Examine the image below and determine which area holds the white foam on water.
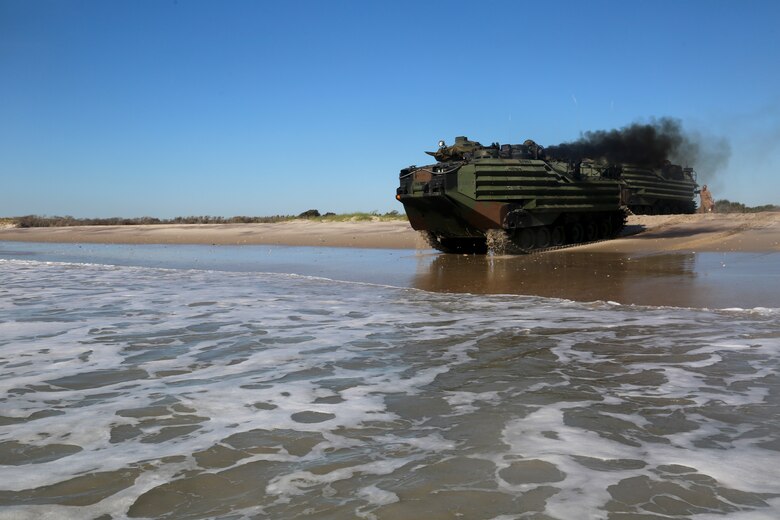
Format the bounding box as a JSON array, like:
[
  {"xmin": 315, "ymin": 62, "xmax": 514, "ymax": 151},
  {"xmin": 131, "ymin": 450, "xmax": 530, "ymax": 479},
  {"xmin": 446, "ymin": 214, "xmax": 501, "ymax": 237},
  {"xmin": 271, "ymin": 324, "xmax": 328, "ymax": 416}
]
[
  {"xmin": 501, "ymin": 400, "xmax": 780, "ymax": 517},
  {"xmin": 356, "ymin": 484, "xmax": 400, "ymax": 519},
  {"xmin": 444, "ymin": 390, "xmax": 503, "ymax": 414},
  {"xmin": 266, "ymin": 458, "xmax": 411, "ymax": 498},
  {"xmin": 358, "ymin": 484, "xmax": 400, "ymax": 505},
  {"xmin": 1, "ymin": 258, "xmax": 779, "ymax": 518},
  {"xmin": 693, "ymin": 501, "xmax": 780, "ymax": 520},
  {"xmin": 495, "ymin": 322, "xmax": 780, "ymax": 518}
]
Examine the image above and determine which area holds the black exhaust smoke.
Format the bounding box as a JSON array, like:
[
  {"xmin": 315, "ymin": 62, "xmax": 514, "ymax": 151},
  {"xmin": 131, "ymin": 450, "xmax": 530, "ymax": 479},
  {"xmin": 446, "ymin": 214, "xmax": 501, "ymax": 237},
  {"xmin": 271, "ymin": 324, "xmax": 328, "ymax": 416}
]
[{"xmin": 545, "ymin": 118, "xmax": 699, "ymax": 166}]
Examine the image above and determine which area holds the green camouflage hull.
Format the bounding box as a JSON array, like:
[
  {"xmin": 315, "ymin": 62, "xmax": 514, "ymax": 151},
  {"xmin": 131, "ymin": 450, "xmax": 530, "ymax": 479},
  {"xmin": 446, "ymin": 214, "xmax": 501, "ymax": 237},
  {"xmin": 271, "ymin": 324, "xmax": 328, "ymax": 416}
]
[
  {"xmin": 397, "ymin": 158, "xmax": 627, "ymax": 254},
  {"xmin": 397, "ymin": 136, "xmax": 698, "ymax": 253},
  {"xmin": 622, "ymin": 165, "xmax": 698, "ymax": 214}
]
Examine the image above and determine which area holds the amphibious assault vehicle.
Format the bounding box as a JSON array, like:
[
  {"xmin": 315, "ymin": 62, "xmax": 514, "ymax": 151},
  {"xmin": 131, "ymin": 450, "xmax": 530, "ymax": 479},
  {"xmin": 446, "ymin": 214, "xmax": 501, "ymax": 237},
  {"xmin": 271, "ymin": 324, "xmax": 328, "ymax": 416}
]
[
  {"xmin": 396, "ymin": 136, "xmax": 698, "ymax": 254},
  {"xmin": 621, "ymin": 163, "xmax": 698, "ymax": 214}
]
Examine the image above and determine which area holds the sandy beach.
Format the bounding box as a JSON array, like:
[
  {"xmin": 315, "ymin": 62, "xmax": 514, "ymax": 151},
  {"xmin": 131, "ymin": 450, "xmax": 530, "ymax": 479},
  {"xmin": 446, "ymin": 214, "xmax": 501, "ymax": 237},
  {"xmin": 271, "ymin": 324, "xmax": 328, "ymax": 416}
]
[
  {"xmin": 0, "ymin": 219, "xmax": 423, "ymax": 249},
  {"xmin": 582, "ymin": 212, "xmax": 780, "ymax": 254},
  {"xmin": 1, "ymin": 213, "xmax": 779, "ymax": 254}
]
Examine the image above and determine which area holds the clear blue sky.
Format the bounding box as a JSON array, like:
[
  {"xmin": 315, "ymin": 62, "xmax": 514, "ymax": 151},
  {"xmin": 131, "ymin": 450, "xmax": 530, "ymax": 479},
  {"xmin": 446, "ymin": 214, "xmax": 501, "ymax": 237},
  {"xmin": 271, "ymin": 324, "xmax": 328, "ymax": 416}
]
[{"xmin": 2, "ymin": 0, "xmax": 779, "ymax": 217}]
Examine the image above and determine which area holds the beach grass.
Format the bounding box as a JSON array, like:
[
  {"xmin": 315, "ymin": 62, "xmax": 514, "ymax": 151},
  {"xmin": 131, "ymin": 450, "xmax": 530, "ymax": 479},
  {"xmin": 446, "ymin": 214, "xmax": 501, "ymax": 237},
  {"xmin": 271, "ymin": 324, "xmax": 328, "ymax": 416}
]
[
  {"xmin": 310, "ymin": 211, "xmax": 406, "ymax": 222},
  {"xmin": 4, "ymin": 211, "xmax": 408, "ymax": 228}
]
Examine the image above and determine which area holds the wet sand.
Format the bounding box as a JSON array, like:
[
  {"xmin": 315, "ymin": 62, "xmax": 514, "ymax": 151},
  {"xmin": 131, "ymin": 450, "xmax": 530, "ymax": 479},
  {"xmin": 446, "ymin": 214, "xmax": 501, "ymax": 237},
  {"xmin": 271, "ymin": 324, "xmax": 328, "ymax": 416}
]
[
  {"xmin": 416, "ymin": 251, "xmax": 780, "ymax": 308},
  {"xmin": 1, "ymin": 213, "xmax": 778, "ymax": 308}
]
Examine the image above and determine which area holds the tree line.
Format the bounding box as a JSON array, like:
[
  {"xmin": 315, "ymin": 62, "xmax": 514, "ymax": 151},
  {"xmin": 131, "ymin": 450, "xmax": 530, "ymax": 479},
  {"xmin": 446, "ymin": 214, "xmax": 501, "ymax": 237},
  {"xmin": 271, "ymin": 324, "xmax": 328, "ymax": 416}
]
[{"xmin": 712, "ymin": 200, "xmax": 780, "ymax": 213}]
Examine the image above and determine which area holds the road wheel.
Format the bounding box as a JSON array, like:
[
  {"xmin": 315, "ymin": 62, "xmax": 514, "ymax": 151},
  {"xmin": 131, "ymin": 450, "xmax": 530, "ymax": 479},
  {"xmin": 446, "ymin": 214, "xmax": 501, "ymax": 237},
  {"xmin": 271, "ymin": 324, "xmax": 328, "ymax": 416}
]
[
  {"xmin": 535, "ymin": 227, "xmax": 551, "ymax": 248},
  {"xmin": 567, "ymin": 222, "xmax": 584, "ymax": 244},
  {"xmin": 599, "ymin": 218, "xmax": 612, "ymax": 238},
  {"xmin": 584, "ymin": 220, "xmax": 598, "ymax": 241},
  {"xmin": 550, "ymin": 225, "xmax": 566, "ymax": 246},
  {"xmin": 518, "ymin": 228, "xmax": 535, "ymax": 250}
]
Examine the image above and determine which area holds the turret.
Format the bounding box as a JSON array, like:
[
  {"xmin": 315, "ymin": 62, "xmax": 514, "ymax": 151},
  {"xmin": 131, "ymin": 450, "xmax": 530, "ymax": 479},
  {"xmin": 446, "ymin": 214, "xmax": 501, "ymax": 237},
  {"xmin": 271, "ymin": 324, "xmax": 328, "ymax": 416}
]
[{"xmin": 426, "ymin": 136, "xmax": 484, "ymax": 162}]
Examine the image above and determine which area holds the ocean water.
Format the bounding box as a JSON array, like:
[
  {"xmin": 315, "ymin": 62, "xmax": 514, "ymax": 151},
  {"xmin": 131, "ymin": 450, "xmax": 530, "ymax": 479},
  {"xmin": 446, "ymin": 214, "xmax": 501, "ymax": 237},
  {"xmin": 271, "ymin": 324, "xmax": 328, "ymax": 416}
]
[{"xmin": 1, "ymin": 244, "xmax": 779, "ymax": 519}]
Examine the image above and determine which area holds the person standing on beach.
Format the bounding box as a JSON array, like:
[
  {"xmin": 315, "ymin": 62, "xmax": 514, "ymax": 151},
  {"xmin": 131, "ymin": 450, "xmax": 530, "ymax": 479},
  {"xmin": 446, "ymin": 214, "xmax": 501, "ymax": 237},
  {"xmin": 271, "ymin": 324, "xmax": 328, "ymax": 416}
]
[{"xmin": 700, "ymin": 185, "xmax": 715, "ymax": 213}]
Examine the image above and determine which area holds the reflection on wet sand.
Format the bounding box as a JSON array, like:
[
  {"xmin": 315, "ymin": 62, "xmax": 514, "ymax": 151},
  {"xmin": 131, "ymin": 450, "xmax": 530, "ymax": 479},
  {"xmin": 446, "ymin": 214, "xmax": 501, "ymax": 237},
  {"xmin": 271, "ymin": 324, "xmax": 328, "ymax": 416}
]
[
  {"xmin": 1, "ymin": 241, "xmax": 777, "ymax": 309},
  {"xmin": 414, "ymin": 251, "xmax": 780, "ymax": 308}
]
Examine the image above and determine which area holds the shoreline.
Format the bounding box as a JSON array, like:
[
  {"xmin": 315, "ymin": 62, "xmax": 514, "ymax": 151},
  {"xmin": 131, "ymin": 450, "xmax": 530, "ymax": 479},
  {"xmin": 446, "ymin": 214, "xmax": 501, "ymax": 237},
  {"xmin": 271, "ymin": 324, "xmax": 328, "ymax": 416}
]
[
  {"xmin": 0, "ymin": 213, "xmax": 778, "ymax": 254},
  {"xmin": 2, "ymin": 213, "xmax": 779, "ymax": 308}
]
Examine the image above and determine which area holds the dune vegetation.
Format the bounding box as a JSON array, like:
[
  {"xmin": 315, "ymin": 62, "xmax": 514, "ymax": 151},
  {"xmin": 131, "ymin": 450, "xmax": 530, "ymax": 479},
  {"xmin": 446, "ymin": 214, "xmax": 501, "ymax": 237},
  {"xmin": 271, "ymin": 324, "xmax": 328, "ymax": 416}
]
[
  {"xmin": 5, "ymin": 211, "xmax": 408, "ymax": 228},
  {"xmin": 6, "ymin": 202, "xmax": 780, "ymax": 228}
]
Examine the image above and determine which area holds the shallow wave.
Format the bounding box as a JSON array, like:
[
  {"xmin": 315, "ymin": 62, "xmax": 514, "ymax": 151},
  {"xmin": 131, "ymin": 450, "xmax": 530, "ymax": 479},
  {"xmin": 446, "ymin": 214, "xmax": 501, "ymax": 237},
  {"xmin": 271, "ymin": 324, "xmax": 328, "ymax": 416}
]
[
  {"xmin": 1, "ymin": 260, "xmax": 779, "ymax": 519},
  {"xmin": 0, "ymin": 257, "xmax": 419, "ymax": 293}
]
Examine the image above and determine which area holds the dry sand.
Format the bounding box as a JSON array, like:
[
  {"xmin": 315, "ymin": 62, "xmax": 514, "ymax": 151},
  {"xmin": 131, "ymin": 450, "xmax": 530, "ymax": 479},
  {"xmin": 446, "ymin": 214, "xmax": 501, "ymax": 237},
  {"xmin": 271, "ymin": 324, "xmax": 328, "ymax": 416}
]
[
  {"xmin": 586, "ymin": 212, "xmax": 780, "ymax": 254},
  {"xmin": 0, "ymin": 213, "xmax": 778, "ymax": 253},
  {"xmin": 0, "ymin": 220, "xmax": 424, "ymax": 249}
]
